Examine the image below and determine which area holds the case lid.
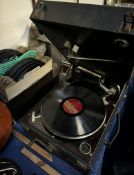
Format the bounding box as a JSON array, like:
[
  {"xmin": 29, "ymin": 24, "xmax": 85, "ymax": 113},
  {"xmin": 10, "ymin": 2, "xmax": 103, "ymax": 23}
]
[{"xmin": 30, "ymin": 0, "xmax": 134, "ymax": 63}]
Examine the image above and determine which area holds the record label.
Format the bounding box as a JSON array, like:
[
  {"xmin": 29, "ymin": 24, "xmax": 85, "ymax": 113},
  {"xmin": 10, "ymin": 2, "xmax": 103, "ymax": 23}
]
[{"xmin": 63, "ymin": 98, "xmax": 83, "ymax": 115}]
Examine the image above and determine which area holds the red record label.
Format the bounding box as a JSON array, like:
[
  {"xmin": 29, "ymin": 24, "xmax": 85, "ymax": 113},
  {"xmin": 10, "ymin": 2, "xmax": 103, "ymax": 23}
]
[{"xmin": 63, "ymin": 98, "xmax": 83, "ymax": 115}]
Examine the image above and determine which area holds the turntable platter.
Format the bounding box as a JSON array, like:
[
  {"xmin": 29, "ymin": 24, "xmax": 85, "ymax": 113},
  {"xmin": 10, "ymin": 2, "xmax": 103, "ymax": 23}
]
[{"xmin": 41, "ymin": 85, "xmax": 105, "ymax": 140}]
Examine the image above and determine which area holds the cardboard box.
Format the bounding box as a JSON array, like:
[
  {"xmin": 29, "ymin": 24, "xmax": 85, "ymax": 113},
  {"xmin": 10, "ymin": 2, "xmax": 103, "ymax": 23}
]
[{"xmin": 5, "ymin": 59, "xmax": 52, "ymax": 101}]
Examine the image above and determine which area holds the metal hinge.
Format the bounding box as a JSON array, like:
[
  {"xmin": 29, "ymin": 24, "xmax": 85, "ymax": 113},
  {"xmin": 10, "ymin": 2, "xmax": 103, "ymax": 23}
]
[{"xmin": 122, "ymin": 12, "xmax": 134, "ymax": 33}]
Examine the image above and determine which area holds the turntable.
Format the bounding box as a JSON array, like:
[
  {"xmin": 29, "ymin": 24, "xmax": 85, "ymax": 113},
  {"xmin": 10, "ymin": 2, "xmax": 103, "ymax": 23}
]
[{"xmin": 41, "ymin": 85, "xmax": 105, "ymax": 140}]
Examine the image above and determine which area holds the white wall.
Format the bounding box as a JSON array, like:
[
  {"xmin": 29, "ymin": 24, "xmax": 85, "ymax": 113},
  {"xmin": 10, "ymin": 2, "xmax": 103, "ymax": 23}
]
[
  {"xmin": 0, "ymin": 0, "xmax": 104, "ymax": 49},
  {"xmin": 0, "ymin": 0, "xmax": 32, "ymax": 49}
]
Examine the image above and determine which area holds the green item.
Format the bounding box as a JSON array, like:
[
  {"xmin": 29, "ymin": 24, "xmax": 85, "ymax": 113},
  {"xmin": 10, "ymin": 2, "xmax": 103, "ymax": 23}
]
[{"xmin": 0, "ymin": 50, "xmax": 37, "ymax": 75}]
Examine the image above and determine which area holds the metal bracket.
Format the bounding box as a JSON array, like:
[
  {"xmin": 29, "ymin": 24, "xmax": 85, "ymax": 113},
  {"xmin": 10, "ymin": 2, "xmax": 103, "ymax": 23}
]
[
  {"xmin": 27, "ymin": 138, "xmax": 53, "ymax": 153},
  {"xmin": 122, "ymin": 12, "xmax": 134, "ymax": 33}
]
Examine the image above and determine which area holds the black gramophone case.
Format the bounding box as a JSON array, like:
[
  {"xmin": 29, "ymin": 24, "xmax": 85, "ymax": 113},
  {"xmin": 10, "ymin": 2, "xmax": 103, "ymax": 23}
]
[{"xmin": 21, "ymin": 1, "xmax": 134, "ymax": 175}]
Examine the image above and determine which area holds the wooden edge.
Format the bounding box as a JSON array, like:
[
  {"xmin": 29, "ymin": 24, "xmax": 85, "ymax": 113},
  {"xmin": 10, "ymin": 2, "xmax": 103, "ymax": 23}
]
[
  {"xmin": 21, "ymin": 147, "xmax": 61, "ymax": 175},
  {"xmin": 13, "ymin": 129, "xmax": 52, "ymax": 162}
]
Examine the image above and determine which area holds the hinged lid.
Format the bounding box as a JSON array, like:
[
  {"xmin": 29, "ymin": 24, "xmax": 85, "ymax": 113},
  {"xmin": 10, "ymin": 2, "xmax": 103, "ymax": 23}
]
[{"xmin": 31, "ymin": 0, "xmax": 134, "ymax": 63}]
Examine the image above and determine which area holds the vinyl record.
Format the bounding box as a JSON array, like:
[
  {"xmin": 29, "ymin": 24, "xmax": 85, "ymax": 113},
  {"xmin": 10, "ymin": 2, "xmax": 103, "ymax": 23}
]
[{"xmin": 42, "ymin": 85, "xmax": 105, "ymax": 140}]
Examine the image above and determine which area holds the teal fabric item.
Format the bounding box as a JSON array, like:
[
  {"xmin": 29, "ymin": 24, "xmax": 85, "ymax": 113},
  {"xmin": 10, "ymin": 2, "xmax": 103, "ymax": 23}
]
[{"xmin": 0, "ymin": 50, "xmax": 37, "ymax": 75}]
